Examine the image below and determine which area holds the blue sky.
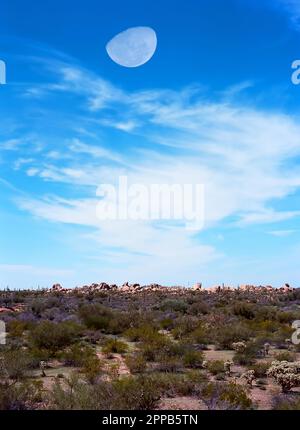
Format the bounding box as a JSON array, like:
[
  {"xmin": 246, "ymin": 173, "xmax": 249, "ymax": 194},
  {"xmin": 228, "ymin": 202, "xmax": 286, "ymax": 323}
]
[{"xmin": 1, "ymin": 0, "xmax": 300, "ymax": 288}]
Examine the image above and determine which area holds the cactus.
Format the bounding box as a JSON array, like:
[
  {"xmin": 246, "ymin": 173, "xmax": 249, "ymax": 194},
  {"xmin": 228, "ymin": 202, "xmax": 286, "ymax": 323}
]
[
  {"xmin": 267, "ymin": 360, "xmax": 300, "ymax": 393},
  {"xmin": 241, "ymin": 370, "xmax": 255, "ymax": 387}
]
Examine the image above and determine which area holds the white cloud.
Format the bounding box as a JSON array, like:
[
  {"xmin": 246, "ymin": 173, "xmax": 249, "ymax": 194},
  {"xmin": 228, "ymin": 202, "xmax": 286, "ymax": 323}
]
[
  {"xmin": 274, "ymin": 0, "xmax": 300, "ymax": 27},
  {"xmin": 239, "ymin": 209, "xmax": 300, "ymax": 225},
  {"xmin": 0, "ymin": 139, "xmax": 23, "ymax": 151},
  {"xmin": 8, "ymin": 58, "xmax": 300, "ymax": 284},
  {"xmin": 268, "ymin": 229, "xmax": 297, "ymax": 237}
]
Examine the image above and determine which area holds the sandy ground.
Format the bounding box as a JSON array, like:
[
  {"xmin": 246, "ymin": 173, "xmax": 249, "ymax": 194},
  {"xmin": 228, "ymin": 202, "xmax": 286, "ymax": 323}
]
[
  {"xmin": 96, "ymin": 351, "xmax": 131, "ymax": 377},
  {"xmin": 158, "ymin": 396, "xmax": 206, "ymax": 410}
]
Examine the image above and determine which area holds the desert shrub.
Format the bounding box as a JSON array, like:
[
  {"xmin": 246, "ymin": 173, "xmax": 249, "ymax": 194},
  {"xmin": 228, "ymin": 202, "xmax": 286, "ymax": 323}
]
[
  {"xmin": 147, "ymin": 373, "xmax": 196, "ymax": 397},
  {"xmin": 29, "ymin": 321, "xmax": 82, "ymax": 355},
  {"xmin": 277, "ymin": 311, "xmax": 300, "ymax": 324},
  {"xmin": 107, "ymin": 311, "xmax": 133, "ymax": 335},
  {"xmin": 156, "ymin": 355, "xmax": 183, "ymax": 373},
  {"xmin": 207, "ymin": 360, "xmax": 225, "ymax": 376},
  {"xmin": 274, "ymin": 351, "xmax": 295, "ymax": 362},
  {"xmin": 171, "ymin": 316, "xmax": 199, "ymax": 340},
  {"xmin": 0, "ymin": 348, "xmax": 31, "ymax": 381},
  {"xmin": 220, "ymin": 382, "xmax": 253, "ymax": 409},
  {"xmin": 139, "ymin": 334, "xmax": 172, "ymax": 362},
  {"xmin": 7, "ymin": 320, "xmax": 27, "ymax": 339},
  {"xmin": 249, "ymin": 362, "xmax": 270, "ymax": 378},
  {"xmin": 270, "ymin": 324, "xmax": 294, "ymax": 344},
  {"xmin": 125, "ymin": 353, "xmax": 147, "ymax": 374},
  {"xmin": 30, "ymin": 297, "xmax": 61, "ymax": 317},
  {"xmin": 50, "ymin": 374, "xmax": 112, "ymax": 410},
  {"xmin": 200, "ymin": 382, "xmax": 253, "ymax": 410},
  {"xmin": 272, "ymin": 395, "xmax": 300, "ymax": 410},
  {"xmin": 160, "ymin": 318, "xmax": 174, "ymax": 330},
  {"xmin": 27, "ymin": 346, "xmax": 52, "ymax": 364},
  {"xmin": 102, "ymin": 338, "xmax": 128, "ymax": 355},
  {"xmin": 185, "ymin": 369, "xmax": 208, "ymax": 385},
  {"xmin": 189, "ymin": 326, "xmax": 210, "ymax": 345},
  {"xmin": 79, "ymin": 304, "xmax": 113, "ymax": 331},
  {"xmin": 159, "ymin": 299, "xmax": 188, "ymax": 313},
  {"xmin": 60, "ymin": 343, "xmax": 97, "ymax": 367},
  {"xmin": 83, "ymin": 329, "xmax": 104, "ymax": 345},
  {"xmin": 248, "ymin": 319, "xmax": 278, "ymax": 336},
  {"xmin": 233, "ymin": 303, "xmax": 255, "ymax": 320},
  {"xmin": 189, "ymin": 301, "xmax": 209, "ymax": 316},
  {"xmin": 233, "ymin": 341, "xmax": 262, "ymax": 366},
  {"xmin": 267, "ymin": 360, "xmax": 300, "ymax": 393},
  {"xmin": 124, "ymin": 325, "xmax": 160, "ymax": 342},
  {"xmin": 0, "ymin": 380, "xmax": 43, "ymax": 410},
  {"xmin": 254, "ymin": 306, "xmax": 278, "ymax": 322},
  {"xmin": 215, "ymin": 323, "xmax": 251, "ymax": 350},
  {"xmin": 112, "ymin": 375, "xmax": 161, "ymax": 410},
  {"xmin": 183, "ymin": 350, "xmax": 204, "ymax": 368},
  {"xmin": 81, "ymin": 355, "xmax": 103, "ymax": 384}
]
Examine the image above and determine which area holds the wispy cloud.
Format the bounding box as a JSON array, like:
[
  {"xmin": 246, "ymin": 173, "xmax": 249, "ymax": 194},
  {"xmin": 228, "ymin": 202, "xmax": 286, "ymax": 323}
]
[
  {"xmin": 268, "ymin": 229, "xmax": 297, "ymax": 237},
  {"xmin": 4, "ymin": 51, "xmax": 300, "ymax": 284},
  {"xmin": 276, "ymin": 0, "xmax": 300, "ymax": 27}
]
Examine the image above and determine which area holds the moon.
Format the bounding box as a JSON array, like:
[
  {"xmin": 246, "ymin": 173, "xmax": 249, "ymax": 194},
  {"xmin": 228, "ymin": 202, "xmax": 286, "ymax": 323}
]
[{"xmin": 106, "ymin": 27, "xmax": 157, "ymax": 68}]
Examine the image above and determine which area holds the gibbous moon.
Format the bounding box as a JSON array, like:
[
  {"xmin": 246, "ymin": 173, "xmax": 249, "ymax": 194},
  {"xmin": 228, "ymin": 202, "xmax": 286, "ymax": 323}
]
[{"xmin": 106, "ymin": 27, "xmax": 157, "ymax": 68}]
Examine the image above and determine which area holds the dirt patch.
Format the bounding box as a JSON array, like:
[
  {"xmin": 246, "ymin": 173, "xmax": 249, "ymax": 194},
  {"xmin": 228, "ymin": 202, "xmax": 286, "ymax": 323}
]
[
  {"xmin": 250, "ymin": 382, "xmax": 280, "ymax": 410},
  {"xmin": 97, "ymin": 352, "xmax": 130, "ymax": 377},
  {"xmin": 204, "ymin": 349, "xmax": 235, "ymax": 361},
  {"xmin": 158, "ymin": 396, "xmax": 205, "ymax": 410}
]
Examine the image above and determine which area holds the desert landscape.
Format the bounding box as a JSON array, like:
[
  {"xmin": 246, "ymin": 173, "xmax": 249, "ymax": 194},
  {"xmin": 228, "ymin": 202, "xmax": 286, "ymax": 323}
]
[{"xmin": 1, "ymin": 282, "xmax": 300, "ymax": 410}]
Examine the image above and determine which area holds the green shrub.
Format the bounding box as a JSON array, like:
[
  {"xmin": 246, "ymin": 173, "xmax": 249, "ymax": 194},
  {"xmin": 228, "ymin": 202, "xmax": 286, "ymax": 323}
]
[
  {"xmin": 159, "ymin": 299, "xmax": 188, "ymax": 313},
  {"xmin": 112, "ymin": 375, "xmax": 161, "ymax": 410},
  {"xmin": 160, "ymin": 318, "xmax": 174, "ymax": 330},
  {"xmin": 220, "ymin": 382, "xmax": 253, "ymax": 409},
  {"xmin": 7, "ymin": 320, "xmax": 27, "ymax": 339},
  {"xmin": 171, "ymin": 316, "xmax": 199, "ymax": 340},
  {"xmin": 201, "ymin": 382, "xmax": 253, "ymax": 410},
  {"xmin": 81, "ymin": 355, "xmax": 103, "ymax": 384},
  {"xmin": 189, "ymin": 326, "xmax": 210, "ymax": 345},
  {"xmin": 102, "ymin": 338, "xmax": 128, "ymax": 354},
  {"xmin": 183, "ymin": 350, "xmax": 204, "ymax": 369},
  {"xmin": 249, "ymin": 362, "xmax": 270, "ymax": 378},
  {"xmin": 79, "ymin": 304, "xmax": 112, "ymax": 331},
  {"xmin": 156, "ymin": 355, "xmax": 183, "ymax": 373},
  {"xmin": 215, "ymin": 324, "xmax": 251, "ymax": 350},
  {"xmin": 233, "ymin": 341, "xmax": 261, "ymax": 366},
  {"xmin": 189, "ymin": 301, "xmax": 209, "ymax": 316},
  {"xmin": 61, "ymin": 343, "xmax": 97, "ymax": 367},
  {"xmin": 233, "ymin": 303, "xmax": 255, "ymax": 320},
  {"xmin": 125, "ymin": 354, "xmax": 147, "ymax": 374},
  {"xmin": 0, "ymin": 380, "xmax": 43, "ymax": 410},
  {"xmin": 50, "ymin": 374, "xmax": 112, "ymax": 410},
  {"xmin": 147, "ymin": 373, "xmax": 196, "ymax": 397},
  {"xmin": 29, "ymin": 321, "xmax": 82, "ymax": 355},
  {"xmin": 207, "ymin": 360, "xmax": 225, "ymax": 376},
  {"xmin": 0, "ymin": 348, "xmax": 31, "ymax": 381},
  {"xmin": 272, "ymin": 395, "xmax": 300, "ymax": 410},
  {"xmin": 124, "ymin": 325, "xmax": 160, "ymax": 342},
  {"xmin": 274, "ymin": 351, "xmax": 295, "ymax": 362}
]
